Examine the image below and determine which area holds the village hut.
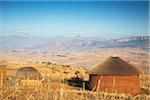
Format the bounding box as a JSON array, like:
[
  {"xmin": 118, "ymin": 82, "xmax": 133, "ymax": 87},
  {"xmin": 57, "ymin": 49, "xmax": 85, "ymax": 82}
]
[
  {"xmin": 16, "ymin": 67, "xmax": 42, "ymax": 86},
  {"xmin": 0, "ymin": 64, "xmax": 7, "ymax": 84},
  {"xmin": 16, "ymin": 67, "xmax": 42, "ymax": 80},
  {"xmin": 88, "ymin": 55, "xmax": 141, "ymax": 94}
]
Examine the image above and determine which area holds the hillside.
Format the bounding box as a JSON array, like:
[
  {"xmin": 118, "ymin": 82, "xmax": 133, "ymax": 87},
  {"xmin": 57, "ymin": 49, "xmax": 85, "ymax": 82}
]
[
  {"xmin": 0, "ymin": 35, "xmax": 149, "ymax": 74},
  {"xmin": 0, "ymin": 47, "xmax": 149, "ymax": 74}
]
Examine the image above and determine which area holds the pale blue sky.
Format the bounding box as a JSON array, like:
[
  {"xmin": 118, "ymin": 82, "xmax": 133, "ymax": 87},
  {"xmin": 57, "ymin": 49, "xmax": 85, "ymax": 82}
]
[{"xmin": 0, "ymin": 1, "xmax": 149, "ymax": 38}]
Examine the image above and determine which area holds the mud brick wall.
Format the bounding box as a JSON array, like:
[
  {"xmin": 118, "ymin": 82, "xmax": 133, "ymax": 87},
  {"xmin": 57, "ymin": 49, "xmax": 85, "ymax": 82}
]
[{"xmin": 90, "ymin": 75, "xmax": 141, "ymax": 94}]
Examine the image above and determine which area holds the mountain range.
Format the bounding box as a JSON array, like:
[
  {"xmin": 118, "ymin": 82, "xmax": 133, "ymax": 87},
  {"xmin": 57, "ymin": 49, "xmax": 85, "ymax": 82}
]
[{"xmin": 0, "ymin": 35, "xmax": 149, "ymax": 51}]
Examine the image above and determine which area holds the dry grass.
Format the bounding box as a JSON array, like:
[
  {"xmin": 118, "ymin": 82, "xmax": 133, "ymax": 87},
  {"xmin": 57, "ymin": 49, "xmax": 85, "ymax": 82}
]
[{"xmin": 0, "ymin": 83, "xmax": 150, "ymax": 100}]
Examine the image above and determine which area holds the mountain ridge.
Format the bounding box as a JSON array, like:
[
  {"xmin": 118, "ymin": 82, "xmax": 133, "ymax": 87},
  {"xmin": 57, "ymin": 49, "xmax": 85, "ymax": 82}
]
[{"xmin": 0, "ymin": 35, "xmax": 149, "ymax": 51}]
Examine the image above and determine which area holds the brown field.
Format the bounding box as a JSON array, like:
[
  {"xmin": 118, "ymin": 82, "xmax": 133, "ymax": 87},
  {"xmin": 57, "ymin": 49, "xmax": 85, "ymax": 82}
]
[
  {"xmin": 0, "ymin": 47, "xmax": 149, "ymax": 72},
  {"xmin": 0, "ymin": 85, "xmax": 150, "ymax": 100},
  {"xmin": 0, "ymin": 47, "xmax": 149, "ymax": 99}
]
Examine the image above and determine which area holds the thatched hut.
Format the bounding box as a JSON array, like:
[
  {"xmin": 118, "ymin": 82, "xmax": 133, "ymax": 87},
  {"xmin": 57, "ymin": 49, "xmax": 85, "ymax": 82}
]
[
  {"xmin": 88, "ymin": 55, "xmax": 141, "ymax": 94},
  {"xmin": 0, "ymin": 64, "xmax": 7, "ymax": 84},
  {"xmin": 16, "ymin": 67, "xmax": 42, "ymax": 80}
]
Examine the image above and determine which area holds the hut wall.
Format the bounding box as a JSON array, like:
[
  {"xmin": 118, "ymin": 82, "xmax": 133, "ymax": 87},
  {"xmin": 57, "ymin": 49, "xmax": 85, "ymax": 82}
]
[
  {"xmin": 90, "ymin": 75, "xmax": 141, "ymax": 94},
  {"xmin": 0, "ymin": 67, "xmax": 7, "ymax": 81},
  {"xmin": 19, "ymin": 80, "xmax": 42, "ymax": 86}
]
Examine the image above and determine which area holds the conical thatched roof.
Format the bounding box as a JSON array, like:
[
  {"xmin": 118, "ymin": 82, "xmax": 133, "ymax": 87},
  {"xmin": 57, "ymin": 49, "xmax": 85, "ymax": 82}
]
[
  {"xmin": 16, "ymin": 67, "xmax": 42, "ymax": 80},
  {"xmin": 88, "ymin": 56, "xmax": 141, "ymax": 75}
]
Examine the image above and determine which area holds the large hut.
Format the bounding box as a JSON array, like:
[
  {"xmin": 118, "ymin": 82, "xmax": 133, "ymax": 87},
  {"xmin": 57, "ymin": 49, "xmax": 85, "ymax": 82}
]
[
  {"xmin": 16, "ymin": 67, "xmax": 42, "ymax": 80},
  {"xmin": 0, "ymin": 64, "xmax": 7, "ymax": 84},
  {"xmin": 88, "ymin": 55, "xmax": 141, "ymax": 94}
]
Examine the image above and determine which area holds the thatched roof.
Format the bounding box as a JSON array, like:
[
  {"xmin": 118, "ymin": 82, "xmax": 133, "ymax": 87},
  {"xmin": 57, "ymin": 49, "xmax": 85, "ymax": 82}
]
[
  {"xmin": 16, "ymin": 67, "xmax": 42, "ymax": 80},
  {"xmin": 88, "ymin": 56, "xmax": 141, "ymax": 75}
]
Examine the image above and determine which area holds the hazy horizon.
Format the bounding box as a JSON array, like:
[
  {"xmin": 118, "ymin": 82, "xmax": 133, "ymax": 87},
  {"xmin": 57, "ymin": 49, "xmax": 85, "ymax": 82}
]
[{"xmin": 0, "ymin": 1, "xmax": 149, "ymax": 38}]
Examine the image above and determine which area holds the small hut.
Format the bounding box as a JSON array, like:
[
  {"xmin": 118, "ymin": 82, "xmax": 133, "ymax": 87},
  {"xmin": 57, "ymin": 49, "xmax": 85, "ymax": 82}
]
[
  {"xmin": 88, "ymin": 55, "xmax": 141, "ymax": 94},
  {"xmin": 0, "ymin": 65, "xmax": 7, "ymax": 84},
  {"xmin": 16, "ymin": 67, "xmax": 42, "ymax": 85},
  {"xmin": 16, "ymin": 67, "xmax": 42, "ymax": 80}
]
